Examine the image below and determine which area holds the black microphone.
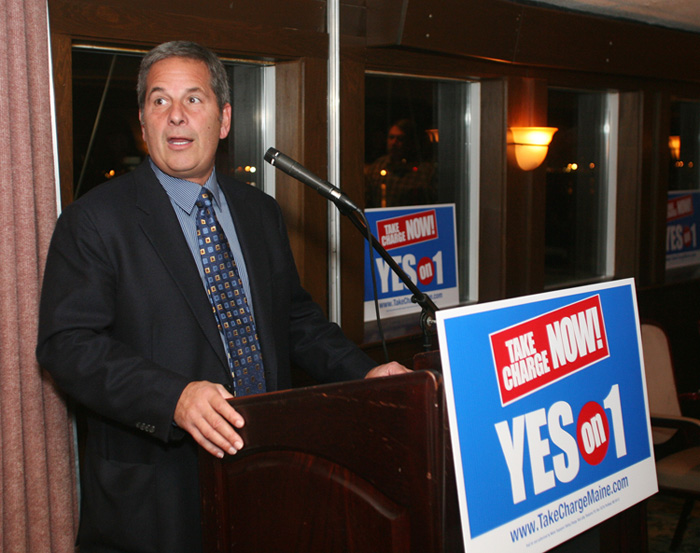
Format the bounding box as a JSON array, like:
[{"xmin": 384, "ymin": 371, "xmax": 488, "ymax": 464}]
[{"xmin": 264, "ymin": 147, "xmax": 361, "ymax": 213}]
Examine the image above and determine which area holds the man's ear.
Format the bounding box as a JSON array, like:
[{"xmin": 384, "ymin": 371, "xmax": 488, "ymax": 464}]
[
  {"xmin": 139, "ymin": 110, "xmax": 147, "ymax": 142},
  {"xmin": 219, "ymin": 103, "xmax": 232, "ymax": 140}
]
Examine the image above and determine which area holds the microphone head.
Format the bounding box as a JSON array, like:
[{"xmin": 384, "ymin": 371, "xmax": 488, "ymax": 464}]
[{"xmin": 264, "ymin": 147, "xmax": 279, "ymax": 164}]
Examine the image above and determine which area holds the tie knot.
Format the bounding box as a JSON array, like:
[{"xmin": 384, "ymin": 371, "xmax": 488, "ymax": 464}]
[{"xmin": 196, "ymin": 188, "xmax": 213, "ymax": 209}]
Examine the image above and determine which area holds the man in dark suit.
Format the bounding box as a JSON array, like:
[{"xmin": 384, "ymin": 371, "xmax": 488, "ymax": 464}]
[{"xmin": 37, "ymin": 41, "xmax": 407, "ymax": 553}]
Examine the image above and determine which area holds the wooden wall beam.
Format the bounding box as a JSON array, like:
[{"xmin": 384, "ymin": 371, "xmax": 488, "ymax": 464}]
[{"xmin": 367, "ymin": 0, "xmax": 700, "ymax": 84}]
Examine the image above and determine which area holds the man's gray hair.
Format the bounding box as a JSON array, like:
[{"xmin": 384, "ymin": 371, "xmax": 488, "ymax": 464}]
[{"xmin": 137, "ymin": 41, "xmax": 230, "ymax": 112}]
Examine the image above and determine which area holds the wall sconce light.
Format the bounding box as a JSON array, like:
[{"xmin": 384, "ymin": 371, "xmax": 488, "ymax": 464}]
[
  {"xmin": 509, "ymin": 127, "xmax": 558, "ymax": 171},
  {"xmin": 669, "ymin": 135, "xmax": 681, "ymax": 160}
]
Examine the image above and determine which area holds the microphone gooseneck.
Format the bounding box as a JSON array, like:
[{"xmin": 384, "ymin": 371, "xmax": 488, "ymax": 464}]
[{"xmin": 264, "ymin": 148, "xmax": 361, "ymax": 214}]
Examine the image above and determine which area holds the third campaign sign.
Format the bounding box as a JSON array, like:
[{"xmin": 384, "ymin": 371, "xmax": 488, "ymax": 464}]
[{"xmin": 436, "ymin": 279, "xmax": 657, "ymax": 553}]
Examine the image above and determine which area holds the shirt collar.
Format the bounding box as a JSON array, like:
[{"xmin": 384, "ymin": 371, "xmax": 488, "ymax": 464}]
[{"xmin": 149, "ymin": 158, "xmax": 222, "ymax": 214}]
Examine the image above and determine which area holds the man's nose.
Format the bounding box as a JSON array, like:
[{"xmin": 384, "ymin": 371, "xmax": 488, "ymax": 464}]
[{"xmin": 169, "ymin": 104, "xmax": 186, "ymax": 125}]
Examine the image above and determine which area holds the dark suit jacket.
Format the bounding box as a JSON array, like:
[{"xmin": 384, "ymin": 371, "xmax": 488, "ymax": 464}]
[{"xmin": 37, "ymin": 161, "xmax": 375, "ymax": 553}]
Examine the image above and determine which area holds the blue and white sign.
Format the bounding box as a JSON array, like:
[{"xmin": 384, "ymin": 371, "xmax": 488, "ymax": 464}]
[
  {"xmin": 363, "ymin": 204, "xmax": 459, "ymax": 321},
  {"xmin": 666, "ymin": 190, "xmax": 700, "ymax": 269},
  {"xmin": 436, "ymin": 279, "xmax": 656, "ymax": 553}
]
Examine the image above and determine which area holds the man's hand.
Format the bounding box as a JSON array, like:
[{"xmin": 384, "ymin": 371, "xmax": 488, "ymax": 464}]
[
  {"xmin": 365, "ymin": 361, "xmax": 411, "ymax": 379},
  {"xmin": 174, "ymin": 381, "xmax": 245, "ymax": 458}
]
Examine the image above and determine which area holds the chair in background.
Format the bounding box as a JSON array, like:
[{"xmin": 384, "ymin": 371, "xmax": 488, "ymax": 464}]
[{"xmin": 642, "ymin": 322, "xmax": 700, "ymax": 551}]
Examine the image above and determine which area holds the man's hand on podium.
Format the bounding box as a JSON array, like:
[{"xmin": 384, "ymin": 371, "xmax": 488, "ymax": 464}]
[
  {"xmin": 174, "ymin": 381, "xmax": 245, "ymax": 459},
  {"xmin": 365, "ymin": 361, "xmax": 411, "ymax": 379}
]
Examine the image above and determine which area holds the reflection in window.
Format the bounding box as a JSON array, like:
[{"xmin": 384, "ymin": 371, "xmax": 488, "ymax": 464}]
[
  {"xmin": 669, "ymin": 100, "xmax": 700, "ymax": 191},
  {"xmin": 364, "ymin": 74, "xmax": 478, "ymax": 309},
  {"xmin": 71, "ymin": 47, "xmax": 272, "ymax": 200},
  {"xmin": 365, "ymin": 116, "xmax": 437, "ymax": 208},
  {"xmin": 545, "ymin": 89, "xmax": 617, "ymax": 288}
]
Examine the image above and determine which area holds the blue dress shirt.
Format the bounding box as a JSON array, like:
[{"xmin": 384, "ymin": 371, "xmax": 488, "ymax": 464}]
[{"xmin": 150, "ymin": 159, "xmax": 255, "ymax": 317}]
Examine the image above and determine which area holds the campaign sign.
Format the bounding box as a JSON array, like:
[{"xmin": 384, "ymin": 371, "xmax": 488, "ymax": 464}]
[
  {"xmin": 436, "ymin": 279, "xmax": 656, "ymax": 553},
  {"xmin": 666, "ymin": 190, "xmax": 700, "ymax": 269},
  {"xmin": 363, "ymin": 204, "xmax": 459, "ymax": 321}
]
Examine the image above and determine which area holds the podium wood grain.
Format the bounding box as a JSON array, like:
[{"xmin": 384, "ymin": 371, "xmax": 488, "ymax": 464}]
[{"xmin": 199, "ymin": 370, "xmax": 446, "ymax": 553}]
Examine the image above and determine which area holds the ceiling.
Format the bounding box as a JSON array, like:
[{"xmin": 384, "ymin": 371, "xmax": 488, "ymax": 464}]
[{"xmin": 530, "ymin": 0, "xmax": 700, "ymax": 33}]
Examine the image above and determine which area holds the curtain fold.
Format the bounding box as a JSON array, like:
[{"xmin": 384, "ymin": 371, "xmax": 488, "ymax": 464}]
[{"xmin": 0, "ymin": 0, "xmax": 78, "ymax": 552}]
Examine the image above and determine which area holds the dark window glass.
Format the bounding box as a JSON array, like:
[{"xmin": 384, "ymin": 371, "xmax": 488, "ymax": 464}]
[
  {"xmin": 545, "ymin": 89, "xmax": 614, "ymax": 287},
  {"xmin": 669, "ymin": 100, "xmax": 700, "ymax": 191},
  {"xmin": 666, "ymin": 100, "xmax": 700, "ymax": 281}
]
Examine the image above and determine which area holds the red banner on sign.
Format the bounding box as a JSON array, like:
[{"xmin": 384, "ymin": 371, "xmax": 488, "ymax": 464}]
[
  {"xmin": 490, "ymin": 295, "xmax": 609, "ymax": 405},
  {"xmin": 667, "ymin": 194, "xmax": 695, "ymax": 222},
  {"xmin": 375, "ymin": 209, "xmax": 438, "ymax": 250}
]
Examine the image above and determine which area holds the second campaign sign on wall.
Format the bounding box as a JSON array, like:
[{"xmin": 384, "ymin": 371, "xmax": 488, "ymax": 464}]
[
  {"xmin": 436, "ymin": 279, "xmax": 657, "ymax": 553},
  {"xmin": 363, "ymin": 204, "xmax": 459, "ymax": 321}
]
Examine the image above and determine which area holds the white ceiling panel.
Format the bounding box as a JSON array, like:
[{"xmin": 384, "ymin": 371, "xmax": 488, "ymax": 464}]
[{"xmin": 530, "ymin": 0, "xmax": 700, "ymax": 33}]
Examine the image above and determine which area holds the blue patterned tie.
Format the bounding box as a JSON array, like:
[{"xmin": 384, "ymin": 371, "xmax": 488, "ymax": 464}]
[{"xmin": 195, "ymin": 188, "xmax": 266, "ymax": 396}]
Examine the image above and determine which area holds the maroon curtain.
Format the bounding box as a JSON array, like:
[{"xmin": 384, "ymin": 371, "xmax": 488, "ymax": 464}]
[{"xmin": 0, "ymin": 0, "xmax": 78, "ymax": 551}]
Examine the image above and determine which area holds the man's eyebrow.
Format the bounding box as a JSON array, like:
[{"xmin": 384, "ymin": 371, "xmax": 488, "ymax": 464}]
[
  {"xmin": 146, "ymin": 86, "xmax": 165, "ymax": 98},
  {"xmin": 185, "ymin": 86, "xmax": 206, "ymax": 95},
  {"xmin": 147, "ymin": 86, "xmax": 206, "ymax": 97}
]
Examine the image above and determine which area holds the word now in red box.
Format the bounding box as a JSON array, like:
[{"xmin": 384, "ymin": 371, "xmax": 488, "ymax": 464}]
[{"xmin": 490, "ymin": 295, "xmax": 609, "ymax": 405}]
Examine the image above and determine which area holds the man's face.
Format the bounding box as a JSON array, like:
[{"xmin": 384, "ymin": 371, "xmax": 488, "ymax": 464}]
[
  {"xmin": 386, "ymin": 125, "xmax": 407, "ymax": 159},
  {"xmin": 140, "ymin": 56, "xmax": 231, "ymax": 185}
]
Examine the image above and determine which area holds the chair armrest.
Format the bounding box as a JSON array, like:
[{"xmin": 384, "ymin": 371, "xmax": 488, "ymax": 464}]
[
  {"xmin": 651, "ymin": 413, "xmax": 700, "ymax": 447},
  {"xmin": 651, "ymin": 413, "xmax": 700, "ymax": 430}
]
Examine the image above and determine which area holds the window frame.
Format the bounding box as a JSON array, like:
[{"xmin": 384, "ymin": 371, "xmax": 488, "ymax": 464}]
[{"xmin": 358, "ymin": 71, "xmax": 481, "ymax": 342}]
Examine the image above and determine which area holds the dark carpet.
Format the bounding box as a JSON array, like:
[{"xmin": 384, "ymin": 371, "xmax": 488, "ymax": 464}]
[{"xmin": 648, "ymin": 493, "xmax": 700, "ymax": 553}]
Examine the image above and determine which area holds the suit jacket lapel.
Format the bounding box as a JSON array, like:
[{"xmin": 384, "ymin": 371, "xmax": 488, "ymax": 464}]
[{"xmin": 132, "ymin": 163, "xmax": 230, "ymax": 374}]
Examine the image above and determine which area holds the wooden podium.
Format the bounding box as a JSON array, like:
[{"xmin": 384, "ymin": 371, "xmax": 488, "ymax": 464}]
[{"xmin": 199, "ymin": 370, "xmax": 455, "ymax": 552}]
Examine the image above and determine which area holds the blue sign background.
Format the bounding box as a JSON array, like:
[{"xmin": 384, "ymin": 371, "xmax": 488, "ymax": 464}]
[{"xmin": 441, "ymin": 283, "xmax": 651, "ymax": 538}]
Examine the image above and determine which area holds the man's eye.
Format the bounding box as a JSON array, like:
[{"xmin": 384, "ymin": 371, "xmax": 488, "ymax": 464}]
[
  {"xmin": 188, "ymin": 97, "xmax": 201, "ymax": 104},
  {"xmin": 154, "ymin": 98, "xmax": 166, "ymax": 106}
]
